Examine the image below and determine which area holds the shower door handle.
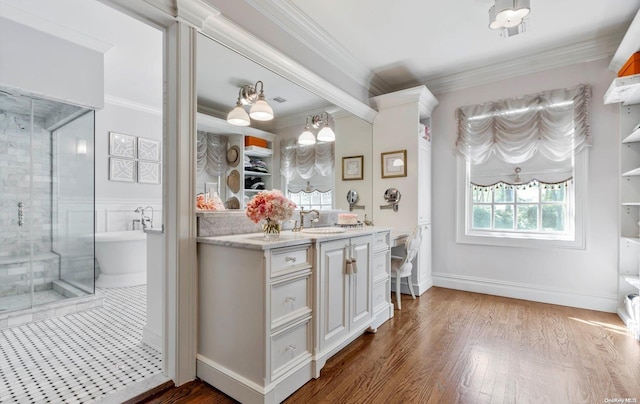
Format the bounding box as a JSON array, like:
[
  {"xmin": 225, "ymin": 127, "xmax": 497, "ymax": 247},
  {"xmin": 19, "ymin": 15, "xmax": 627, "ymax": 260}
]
[{"xmin": 17, "ymin": 201, "xmax": 24, "ymax": 227}]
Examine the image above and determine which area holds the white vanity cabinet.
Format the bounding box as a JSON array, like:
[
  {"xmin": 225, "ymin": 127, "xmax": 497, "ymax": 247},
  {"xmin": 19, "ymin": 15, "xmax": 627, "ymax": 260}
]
[
  {"xmin": 196, "ymin": 241, "xmax": 315, "ymax": 404},
  {"xmin": 371, "ymin": 230, "xmax": 393, "ymax": 329},
  {"xmin": 314, "ymin": 234, "xmax": 372, "ymax": 375}
]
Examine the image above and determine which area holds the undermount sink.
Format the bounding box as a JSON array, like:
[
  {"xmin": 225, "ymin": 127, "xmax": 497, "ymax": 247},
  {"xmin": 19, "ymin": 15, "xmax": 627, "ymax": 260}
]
[{"xmin": 300, "ymin": 227, "xmax": 346, "ymax": 234}]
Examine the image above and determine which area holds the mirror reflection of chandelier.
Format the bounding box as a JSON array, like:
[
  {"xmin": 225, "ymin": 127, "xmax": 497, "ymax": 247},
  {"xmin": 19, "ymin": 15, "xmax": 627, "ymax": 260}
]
[
  {"xmin": 298, "ymin": 111, "xmax": 336, "ymax": 145},
  {"xmin": 489, "ymin": 0, "xmax": 530, "ymax": 38},
  {"xmin": 227, "ymin": 80, "xmax": 274, "ymax": 126}
]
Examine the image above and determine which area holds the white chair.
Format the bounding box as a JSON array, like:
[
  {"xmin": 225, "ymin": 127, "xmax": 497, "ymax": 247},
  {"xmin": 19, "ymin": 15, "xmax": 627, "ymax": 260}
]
[{"xmin": 391, "ymin": 225, "xmax": 423, "ymax": 310}]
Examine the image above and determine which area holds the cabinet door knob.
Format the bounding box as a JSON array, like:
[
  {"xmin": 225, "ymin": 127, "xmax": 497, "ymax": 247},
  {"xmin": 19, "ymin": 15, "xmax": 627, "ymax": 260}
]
[
  {"xmin": 285, "ymin": 256, "xmax": 297, "ymax": 263},
  {"xmin": 287, "ymin": 344, "xmax": 296, "ymax": 351},
  {"xmin": 285, "ymin": 296, "xmax": 296, "ymax": 303}
]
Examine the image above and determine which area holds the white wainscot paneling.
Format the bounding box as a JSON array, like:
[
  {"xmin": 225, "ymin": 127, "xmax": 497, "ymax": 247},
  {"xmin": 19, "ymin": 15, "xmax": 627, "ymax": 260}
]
[{"xmin": 95, "ymin": 199, "xmax": 162, "ymax": 232}]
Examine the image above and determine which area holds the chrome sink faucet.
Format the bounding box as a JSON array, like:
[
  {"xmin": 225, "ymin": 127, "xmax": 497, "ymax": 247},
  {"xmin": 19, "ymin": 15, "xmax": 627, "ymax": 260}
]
[{"xmin": 292, "ymin": 209, "xmax": 319, "ymax": 232}]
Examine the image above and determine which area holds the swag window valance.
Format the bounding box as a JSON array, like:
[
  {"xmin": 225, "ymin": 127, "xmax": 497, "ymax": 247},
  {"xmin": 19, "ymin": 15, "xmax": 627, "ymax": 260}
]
[
  {"xmin": 280, "ymin": 138, "xmax": 334, "ymax": 193},
  {"xmin": 455, "ymin": 84, "xmax": 592, "ymax": 189},
  {"xmin": 197, "ymin": 131, "xmax": 228, "ymax": 177}
]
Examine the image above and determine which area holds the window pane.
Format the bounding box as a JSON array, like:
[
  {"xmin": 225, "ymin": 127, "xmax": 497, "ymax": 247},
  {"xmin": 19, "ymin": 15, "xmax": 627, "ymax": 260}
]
[
  {"xmin": 472, "ymin": 205, "xmax": 491, "ymax": 229},
  {"xmin": 517, "ymin": 205, "xmax": 538, "ymax": 230},
  {"xmin": 517, "ymin": 186, "xmax": 539, "ymax": 203},
  {"xmin": 494, "ymin": 204, "xmax": 514, "ymax": 229},
  {"xmin": 542, "ymin": 204, "xmax": 565, "ymax": 231},
  {"xmin": 542, "ymin": 187, "xmax": 566, "ymax": 202},
  {"xmin": 473, "ymin": 188, "xmax": 492, "ymax": 203},
  {"xmin": 494, "ymin": 187, "xmax": 514, "ymax": 203}
]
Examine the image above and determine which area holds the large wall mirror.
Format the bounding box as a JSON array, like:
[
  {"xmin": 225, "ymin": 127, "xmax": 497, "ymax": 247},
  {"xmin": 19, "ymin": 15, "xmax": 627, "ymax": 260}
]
[{"xmin": 195, "ymin": 33, "xmax": 374, "ymax": 221}]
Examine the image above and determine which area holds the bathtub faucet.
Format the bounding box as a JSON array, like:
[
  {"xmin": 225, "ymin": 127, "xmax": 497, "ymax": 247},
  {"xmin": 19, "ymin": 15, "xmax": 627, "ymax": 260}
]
[{"xmin": 134, "ymin": 206, "xmax": 153, "ymax": 230}]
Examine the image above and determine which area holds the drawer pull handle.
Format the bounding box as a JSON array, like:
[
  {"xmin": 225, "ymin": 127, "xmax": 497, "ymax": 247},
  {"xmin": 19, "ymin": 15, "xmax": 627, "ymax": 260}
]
[
  {"xmin": 285, "ymin": 296, "xmax": 296, "ymax": 303},
  {"xmin": 287, "ymin": 344, "xmax": 296, "ymax": 351},
  {"xmin": 285, "ymin": 256, "xmax": 297, "ymax": 263}
]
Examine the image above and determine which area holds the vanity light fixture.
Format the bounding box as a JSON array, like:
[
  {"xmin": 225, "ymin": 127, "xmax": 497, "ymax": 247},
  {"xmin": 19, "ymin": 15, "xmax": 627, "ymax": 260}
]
[
  {"xmin": 227, "ymin": 80, "xmax": 274, "ymax": 126},
  {"xmin": 298, "ymin": 116, "xmax": 316, "ymax": 145},
  {"xmin": 297, "ymin": 111, "xmax": 335, "ymax": 145},
  {"xmin": 313, "ymin": 112, "xmax": 335, "ymax": 142},
  {"xmin": 489, "ymin": 0, "xmax": 530, "ymax": 37}
]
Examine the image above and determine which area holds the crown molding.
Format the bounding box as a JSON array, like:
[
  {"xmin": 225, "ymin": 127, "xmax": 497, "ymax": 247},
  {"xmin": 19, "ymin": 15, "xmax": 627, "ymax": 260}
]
[
  {"xmin": 370, "ymin": 85, "xmax": 439, "ymax": 118},
  {"xmin": 608, "ymin": 9, "xmax": 640, "ymax": 73},
  {"xmin": 201, "ymin": 13, "xmax": 377, "ymax": 124},
  {"xmin": 175, "ymin": 0, "xmax": 220, "ymax": 29},
  {"xmin": 104, "ymin": 94, "xmax": 163, "ymax": 115},
  {"xmin": 243, "ymin": 0, "xmax": 391, "ymax": 96},
  {"xmin": 424, "ymin": 31, "xmax": 624, "ymax": 95},
  {"xmin": 0, "ymin": 1, "xmax": 113, "ymax": 53}
]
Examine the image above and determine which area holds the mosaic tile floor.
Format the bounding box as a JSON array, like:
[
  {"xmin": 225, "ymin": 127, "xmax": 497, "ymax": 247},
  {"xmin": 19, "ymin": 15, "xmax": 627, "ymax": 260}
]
[{"xmin": 0, "ymin": 286, "xmax": 163, "ymax": 403}]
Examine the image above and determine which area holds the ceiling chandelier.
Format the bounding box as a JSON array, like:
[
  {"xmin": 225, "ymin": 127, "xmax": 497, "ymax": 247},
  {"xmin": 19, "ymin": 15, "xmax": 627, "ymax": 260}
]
[
  {"xmin": 489, "ymin": 0, "xmax": 530, "ymax": 38},
  {"xmin": 227, "ymin": 80, "xmax": 274, "ymax": 126}
]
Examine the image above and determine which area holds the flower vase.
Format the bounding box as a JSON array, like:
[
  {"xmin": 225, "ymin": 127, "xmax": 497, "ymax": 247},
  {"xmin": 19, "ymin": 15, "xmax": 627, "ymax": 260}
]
[{"xmin": 262, "ymin": 218, "xmax": 281, "ymax": 241}]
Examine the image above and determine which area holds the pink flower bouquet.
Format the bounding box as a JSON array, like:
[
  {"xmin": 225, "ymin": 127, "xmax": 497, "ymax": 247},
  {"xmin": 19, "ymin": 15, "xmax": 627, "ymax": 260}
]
[{"xmin": 246, "ymin": 190, "xmax": 296, "ymax": 223}]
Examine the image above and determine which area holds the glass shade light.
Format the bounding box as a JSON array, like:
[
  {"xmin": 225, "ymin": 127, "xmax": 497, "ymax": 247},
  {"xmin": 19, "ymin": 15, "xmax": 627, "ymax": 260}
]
[
  {"xmin": 489, "ymin": 0, "xmax": 530, "ymax": 30},
  {"xmin": 298, "ymin": 129, "xmax": 316, "ymax": 145},
  {"xmin": 249, "ymin": 95, "xmax": 274, "ymax": 121},
  {"xmin": 227, "ymin": 102, "xmax": 250, "ymax": 126},
  {"xmin": 316, "ymin": 125, "xmax": 335, "ymax": 142}
]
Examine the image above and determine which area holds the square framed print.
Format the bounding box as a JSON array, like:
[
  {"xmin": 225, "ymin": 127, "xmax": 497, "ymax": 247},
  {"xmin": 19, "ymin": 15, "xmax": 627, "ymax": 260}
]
[
  {"xmin": 137, "ymin": 137, "xmax": 161, "ymax": 161},
  {"xmin": 137, "ymin": 161, "xmax": 161, "ymax": 184},
  {"xmin": 109, "ymin": 158, "xmax": 136, "ymax": 182},
  {"xmin": 381, "ymin": 150, "xmax": 407, "ymax": 178},
  {"xmin": 342, "ymin": 155, "xmax": 364, "ymax": 180},
  {"xmin": 109, "ymin": 132, "xmax": 136, "ymax": 159}
]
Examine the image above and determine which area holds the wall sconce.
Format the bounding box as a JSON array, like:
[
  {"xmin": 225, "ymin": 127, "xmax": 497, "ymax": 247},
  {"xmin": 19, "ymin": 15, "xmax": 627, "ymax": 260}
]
[
  {"xmin": 297, "ymin": 111, "xmax": 335, "ymax": 145},
  {"xmin": 76, "ymin": 138, "xmax": 87, "ymax": 155},
  {"xmin": 489, "ymin": 0, "xmax": 530, "ymax": 37},
  {"xmin": 227, "ymin": 80, "xmax": 274, "ymax": 126}
]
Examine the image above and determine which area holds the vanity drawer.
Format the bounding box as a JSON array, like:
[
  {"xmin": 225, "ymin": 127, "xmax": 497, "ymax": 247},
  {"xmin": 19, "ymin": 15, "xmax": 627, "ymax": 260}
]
[
  {"xmin": 372, "ymin": 250, "xmax": 390, "ymax": 283},
  {"xmin": 270, "ymin": 272, "xmax": 312, "ymax": 329},
  {"xmin": 271, "ymin": 318, "xmax": 311, "ymax": 379},
  {"xmin": 372, "ymin": 279, "xmax": 390, "ymax": 313},
  {"xmin": 373, "ymin": 231, "xmax": 390, "ymax": 252},
  {"xmin": 270, "ymin": 245, "xmax": 312, "ymax": 278}
]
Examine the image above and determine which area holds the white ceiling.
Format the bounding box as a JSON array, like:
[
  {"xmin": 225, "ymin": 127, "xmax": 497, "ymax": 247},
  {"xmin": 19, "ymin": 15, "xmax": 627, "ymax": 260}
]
[
  {"xmin": 2, "ymin": 0, "xmax": 639, "ymax": 120},
  {"xmin": 290, "ymin": 0, "xmax": 640, "ymax": 84},
  {"xmin": 212, "ymin": 0, "xmax": 640, "ymax": 95}
]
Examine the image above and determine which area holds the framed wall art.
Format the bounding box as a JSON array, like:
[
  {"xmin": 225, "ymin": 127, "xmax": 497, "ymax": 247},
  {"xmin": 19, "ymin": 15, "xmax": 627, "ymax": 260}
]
[
  {"xmin": 109, "ymin": 132, "xmax": 136, "ymax": 159},
  {"xmin": 137, "ymin": 137, "xmax": 161, "ymax": 161},
  {"xmin": 381, "ymin": 150, "xmax": 407, "ymax": 178},
  {"xmin": 342, "ymin": 155, "xmax": 364, "ymax": 181},
  {"xmin": 109, "ymin": 158, "xmax": 136, "ymax": 182},
  {"xmin": 137, "ymin": 161, "xmax": 161, "ymax": 184}
]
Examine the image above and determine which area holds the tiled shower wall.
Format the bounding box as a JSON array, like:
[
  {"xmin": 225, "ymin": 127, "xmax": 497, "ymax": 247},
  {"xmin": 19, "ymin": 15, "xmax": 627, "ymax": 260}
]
[{"xmin": 0, "ymin": 111, "xmax": 56, "ymax": 298}]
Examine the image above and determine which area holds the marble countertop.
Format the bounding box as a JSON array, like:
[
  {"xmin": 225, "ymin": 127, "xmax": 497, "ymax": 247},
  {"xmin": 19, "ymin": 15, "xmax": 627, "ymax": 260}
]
[{"xmin": 197, "ymin": 226, "xmax": 393, "ymax": 251}]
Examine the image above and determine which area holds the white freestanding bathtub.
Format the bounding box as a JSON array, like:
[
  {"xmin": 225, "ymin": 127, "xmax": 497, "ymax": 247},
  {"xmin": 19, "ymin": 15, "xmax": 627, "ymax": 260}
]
[{"xmin": 94, "ymin": 231, "xmax": 147, "ymax": 288}]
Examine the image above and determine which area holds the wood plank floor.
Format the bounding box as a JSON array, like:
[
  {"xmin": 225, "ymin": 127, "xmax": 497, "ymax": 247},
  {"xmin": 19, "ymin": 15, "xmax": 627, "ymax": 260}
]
[{"xmin": 139, "ymin": 287, "xmax": 640, "ymax": 403}]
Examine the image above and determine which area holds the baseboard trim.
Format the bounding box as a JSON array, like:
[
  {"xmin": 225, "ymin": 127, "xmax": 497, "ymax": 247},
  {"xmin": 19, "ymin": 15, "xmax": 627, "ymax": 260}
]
[
  {"xmin": 432, "ymin": 272, "xmax": 617, "ymax": 313},
  {"xmin": 142, "ymin": 325, "xmax": 162, "ymax": 352},
  {"xmin": 391, "ymin": 277, "xmax": 433, "ymax": 297}
]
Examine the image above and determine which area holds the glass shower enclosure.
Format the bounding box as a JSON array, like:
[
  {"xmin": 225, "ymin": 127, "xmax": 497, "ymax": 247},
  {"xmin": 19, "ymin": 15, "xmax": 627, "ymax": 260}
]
[{"xmin": 0, "ymin": 86, "xmax": 95, "ymax": 314}]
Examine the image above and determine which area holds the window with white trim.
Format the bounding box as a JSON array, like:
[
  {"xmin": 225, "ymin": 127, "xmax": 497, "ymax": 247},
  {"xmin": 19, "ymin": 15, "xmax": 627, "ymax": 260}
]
[{"xmin": 456, "ymin": 84, "xmax": 591, "ymax": 248}]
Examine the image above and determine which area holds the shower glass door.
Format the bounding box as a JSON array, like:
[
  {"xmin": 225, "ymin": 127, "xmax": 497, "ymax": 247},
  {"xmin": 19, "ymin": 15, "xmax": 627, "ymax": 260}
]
[
  {"xmin": 0, "ymin": 87, "xmax": 95, "ymax": 314},
  {"xmin": 0, "ymin": 92, "xmax": 33, "ymax": 313}
]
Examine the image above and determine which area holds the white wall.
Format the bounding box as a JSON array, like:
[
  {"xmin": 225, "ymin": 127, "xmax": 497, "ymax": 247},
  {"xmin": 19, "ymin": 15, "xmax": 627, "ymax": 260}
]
[
  {"xmin": 431, "ymin": 57, "xmax": 620, "ymax": 312},
  {"xmin": 95, "ymin": 101, "xmax": 162, "ymax": 231},
  {"xmin": 0, "ymin": 17, "xmax": 104, "ymax": 108}
]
